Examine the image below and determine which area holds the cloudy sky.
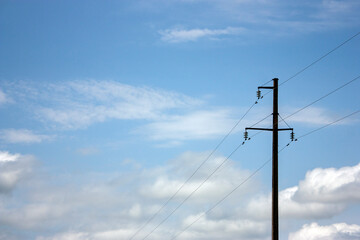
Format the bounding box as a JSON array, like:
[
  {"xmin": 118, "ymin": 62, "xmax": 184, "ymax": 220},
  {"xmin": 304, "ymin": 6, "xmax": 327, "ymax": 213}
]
[{"xmin": 0, "ymin": 0, "xmax": 360, "ymax": 239}]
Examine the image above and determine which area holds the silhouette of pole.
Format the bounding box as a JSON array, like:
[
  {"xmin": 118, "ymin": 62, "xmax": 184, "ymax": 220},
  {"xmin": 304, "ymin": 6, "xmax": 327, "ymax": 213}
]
[
  {"xmin": 272, "ymin": 78, "xmax": 279, "ymax": 240},
  {"xmin": 245, "ymin": 78, "xmax": 293, "ymax": 240}
]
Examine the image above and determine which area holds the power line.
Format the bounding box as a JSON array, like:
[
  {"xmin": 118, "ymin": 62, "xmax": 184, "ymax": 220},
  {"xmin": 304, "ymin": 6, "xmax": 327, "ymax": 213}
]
[
  {"xmin": 249, "ymin": 75, "xmax": 359, "ymax": 143},
  {"xmin": 129, "ymin": 101, "xmax": 260, "ymax": 240},
  {"xmin": 131, "ymin": 31, "xmax": 360, "ymax": 239},
  {"xmin": 279, "ymin": 31, "xmax": 360, "ymax": 87},
  {"xmin": 138, "ymin": 73, "xmax": 360, "ymax": 239},
  {"xmin": 249, "ymin": 113, "xmax": 272, "ymax": 128},
  {"xmin": 142, "ymin": 137, "xmax": 250, "ymax": 240},
  {"xmin": 283, "ymin": 75, "xmax": 360, "ymax": 121},
  {"xmin": 141, "ymin": 129, "xmax": 266, "ymax": 240},
  {"xmin": 141, "ymin": 112, "xmax": 272, "ymax": 240},
  {"xmin": 296, "ymin": 109, "xmax": 360, "ymax": 140},
  {"xmin": 261, "ymin": 30, "xmax": 360, "ymax": 96},
  {"xmin": 171, "ymin": 109, "xmax": 360, "ymax": 239},
  {"xmin": 278, "ymin": 114, "xmax": 292, "ymax": 129},
  {"xmin": 171, "ymin": 144, "xmax": 289, "ymax": 240}
]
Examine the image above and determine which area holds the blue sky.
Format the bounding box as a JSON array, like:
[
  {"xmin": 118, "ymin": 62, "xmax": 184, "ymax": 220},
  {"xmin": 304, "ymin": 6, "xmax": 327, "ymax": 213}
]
[{"xmin": 0, "ymin": 0, "xmax": 360, "ymax": 239}]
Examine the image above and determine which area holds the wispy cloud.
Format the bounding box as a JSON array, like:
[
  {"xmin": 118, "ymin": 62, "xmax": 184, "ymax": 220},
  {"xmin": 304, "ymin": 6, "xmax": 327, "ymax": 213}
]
[
  {"xmin": 284, "ymin": 106, "xmax": 352, "ymax": 126},
  {"xmin": 2, "ymin": 80, "xmax": 245, "ymax": 143},
  {"xmin": 3, "ymin": 80, "xmax": 202, "ymax": 130},
  {"xmin": 159, "ymin": 27, "xmax": 245, "ymax": 43},
  {"xmin": 0, "ymin": 129, "xmax": 51, "ymax": 144},
  {"xmin": 76, "ymin": 147, "xmax": 100, "ymax": 156},
  {"xmin": 2, "ymin": 81, "xmax": 355, "ymax": 145},
  {"xmin": 155, "ymin": 0, "xmax": 360, "ymax": 41},
  {"xmin": 40, "ymin": 80, "xmax": 202, "ymax": 129},
  {"xmin": 140, "ymin": 109, "xmax": 238, "ymax": 140}
]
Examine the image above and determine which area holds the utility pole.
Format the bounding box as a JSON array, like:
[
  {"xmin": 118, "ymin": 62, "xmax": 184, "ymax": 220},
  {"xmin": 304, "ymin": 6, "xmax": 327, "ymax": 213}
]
[{"xmin": 244, "ymin": 78, "xmax": 294, "ymax": 240}]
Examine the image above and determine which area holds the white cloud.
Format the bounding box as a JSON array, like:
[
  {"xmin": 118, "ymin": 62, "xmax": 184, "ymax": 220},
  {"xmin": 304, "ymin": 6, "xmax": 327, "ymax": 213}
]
[
  {"xmin": 284, "ymin": 106, "xmax": 340, "ymax": 126},
  {"xmin": 289, "ymin": 222, "xmax": 360, "ymax": 240},
  {"xmin": 140, "ymin": 109, "xmax": 239, "ymax": 140},
  {"xmin": 138, "ymin": 151, "xmax": 255, "ymax": 206},
  {"xmin": 76, "ymin": 147, "xmax": 99, "ymax": 156},
  {"xmin": 39, "ymin": 80, "xmax": 202, "ymax": 129},
  {"xmin": 155, "ymin": 0, "xmax": 360, "ymax": 40},
  {"xmin": 0, "ymin": 151, "xmax": 20, "ymax": 163},
  {"xmin": 247, "ymin": 163, "xmax": 360, "ymax": 220},
  {"xmin": 36, "ymin": 232, "xmax": 90, "ymax": 240},
  {"xmin": 294, "ymin": 163, "xmax": 360, "ymax": 203},
  {"xmin": 322, "ymin": 0, "xmax": 353, "ymax": 13},
  {"xmin": 179, "ymin": 213, "xmax": 269, "ymax": 240},
  {"xmin": 3, "ymin": 80, "xmax": 202, "ymax": 130},
  {"xmin": 1, "ymin": 151, "xmax": 359, "ymax": 240},
  {"xmin": 159, "ymin": 27, "xmax": 245, "ymax": 43},
  {"xmin": 0, "ymin": 151, "xmax": 261, "ymax": 239},
  {"xmin": 128, "ymin": 203, "xmax": 142, "ymax": 218},
  {"xmin": 278, "ymin": 187, "xmax": 345, "ymax": 219},
  {"xmin": 0, "ymin": 129, "xmax": 51, "ymax": 144},
  {"xmin": 139, "ymin": 105, "xmax": 354, "ymax": 142},
  {"xmin": 2, "ymin": 80, "xmax": 251, "ymax": 142},
  {"xmin": 0, "ymin": 89, "xmax": 8, "ymax": 105},
  {"xmin": 0, "ymin": 151, "xmax": 34, "ymax": 193},
  {"xmin": 92, "ymin": 229, "xmax": 140, "ymax": 240},
  {"xmin": 142, "ymin": 176, "xmax": 241, "ymax": 202},
  {"xmin": 1, "ymin": 203, "xmax": 71, "ymax": 229},
  {"xmin": 4, "ymin": 80, "xmax": 348, "ymax": 143},
  {"xmin": 317, "ymin": 0, "xmax": 360, "ymax": 21},
  {"xmin": 121, "ymin": 158, "xmax": 142, "ymax": 169},
  {"xmin": 36, "ymin": 228, "xmax": 157, "ymax": 240},
  {"xmin": 35, "ymin": 216, "xmax": 269, "ymax": 240},
  {"xmin": 246, "ymin": 186, "xmax": 345, "ymax": 220}
]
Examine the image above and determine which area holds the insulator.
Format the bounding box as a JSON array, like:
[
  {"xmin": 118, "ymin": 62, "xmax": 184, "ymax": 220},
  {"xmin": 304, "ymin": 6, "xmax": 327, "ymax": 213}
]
[
  {"xmin": 256, "ymin": 90, "xmax": 261, "ymax": 99},
  {"xmin": 290, "ymin": 132, "xmax": 295, "ymax": 141},
  {"xmin": 244, "ymin": 131, "xmax": 248, "ymax": 140}
]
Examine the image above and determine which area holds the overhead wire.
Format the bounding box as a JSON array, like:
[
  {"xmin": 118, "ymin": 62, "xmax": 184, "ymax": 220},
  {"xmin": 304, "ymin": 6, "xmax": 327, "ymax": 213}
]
[
  {"xmin": 279, "ymin": 31, "xmax": 360, "ymax": 88},
  {"xmin": 132, "ymin": 31, "xmax": 360, "ymax": 240},
  {"xmin": 150, "ymin": 73, "xmax": 360, "ymax": 239},
  {"xmin": 171, "ymin": 109, "xmax": 360, "ymax": 239},
  {"xmin": 129, "ymin": 100, "xmax": 261, "ymax": 240},
  {"xmin": 140, "ymin": 105, "xmax": 277, "ymax": 239},
  {"xmin": 278, "ymin": 114, "xmax": 292, "ymax": 129},
  {"xmin": 296, "ymin": 109, "xmax": 360, "ymax": 140},
  {"xmin": 166, "ymin": 73, "xmax": 360, "ymax": 239},
  {"xmin": 170, "ymin": 144, "xmax": 289, "ymax": 240},
  {"xmin": 253, "ymin": 75, "xmax": 360, "ymax": 136},
  {"xmin": 261, "ymin": 30, "xmax": 360, "ymax": 96},
  {"xmin": 282, "ymin": 75, "xmax": 360, "ymax": 121},
  {"xmin": 248, "ymin": 113, "xmax": 272, "ymax": 128},
  {"xmin": 142, "ymin": 135, "xmax": 251, "ymax": 240}
]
